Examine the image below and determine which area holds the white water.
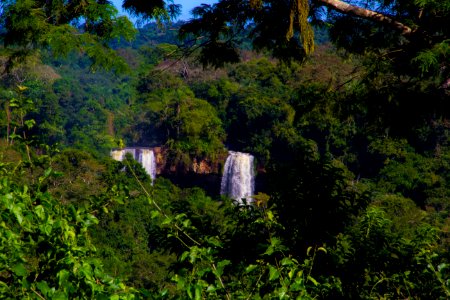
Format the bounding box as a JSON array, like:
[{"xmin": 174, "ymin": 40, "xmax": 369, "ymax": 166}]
[
  {"xmin": 220, "ymin": 151, "xmax": 255, "ymax": 204},
  {"xmin": 110, "ymin": 148, "xmax": 156, "ymax": 183}
]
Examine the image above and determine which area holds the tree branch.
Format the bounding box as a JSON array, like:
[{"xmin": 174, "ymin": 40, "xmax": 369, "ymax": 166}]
[{"xmin": 318, "ymin": 0, "xmax": 413, "ymax": 35}]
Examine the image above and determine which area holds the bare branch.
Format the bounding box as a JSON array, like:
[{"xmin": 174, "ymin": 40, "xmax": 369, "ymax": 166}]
[{"xmin": 318, "ymin": 0, "xmax": 413, "ymax": 35}]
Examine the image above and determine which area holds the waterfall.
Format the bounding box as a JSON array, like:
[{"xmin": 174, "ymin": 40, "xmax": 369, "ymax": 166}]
[
  {"xmin": 220, "ymin": 151, "xmax": 255, "ymax": 204},
  {"xmin": 110, "ymin": 147, "xmax": 156, "ymax": 182},
  {"xmin": 138, "ymin": 149, "xmax": 157, "ymax": 182}
]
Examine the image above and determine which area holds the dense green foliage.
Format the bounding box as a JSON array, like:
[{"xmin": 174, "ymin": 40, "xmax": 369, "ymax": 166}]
[
  {"xmin": 1, "ymin": 0, "xmax": 450, "ymax": 298},
  {"xmin": 0, "ymin": 150, "xmax": 136, "ymax": 299}
]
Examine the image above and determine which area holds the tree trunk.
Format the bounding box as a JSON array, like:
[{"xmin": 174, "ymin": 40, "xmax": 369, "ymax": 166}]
[
  {"xmin": 6, "ymin": 102, "xmax": 11, "ymax": 144},
  {"xmin": 318, "ymin": 0, "xmax": 413, "ymax": 35}
]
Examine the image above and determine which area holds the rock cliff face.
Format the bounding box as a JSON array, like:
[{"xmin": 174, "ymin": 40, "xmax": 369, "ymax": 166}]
[
  {"xmin": 192, "ymin": 158, "xmax": 216, "ymax": 174},
  {"xmin": 149, "ymin": 147, "xmax": 226, "ymax": 196},
  {"xmin": 152, "ymin": 147, "xmax": 166, "ymax": 174},
  {"xmin": 152, "ymin": 146, "xmax": 227, "ymax": 175}
]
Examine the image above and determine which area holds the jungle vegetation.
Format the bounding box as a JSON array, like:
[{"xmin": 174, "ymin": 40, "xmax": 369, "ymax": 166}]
[{"xmin": 0, "ymin": 0, "xmax": 450, "ymax": 299}]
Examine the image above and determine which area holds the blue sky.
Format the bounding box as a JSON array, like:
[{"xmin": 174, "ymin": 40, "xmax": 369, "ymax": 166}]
[{"xmin": 112, "ymin": 0, "xmax": 218, "ymax": 21}]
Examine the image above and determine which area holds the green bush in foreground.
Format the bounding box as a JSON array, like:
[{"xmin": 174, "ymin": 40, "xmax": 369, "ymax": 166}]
[{"xmin": 0, "ymin": 161, "xmax": 136, "ymax": 299}]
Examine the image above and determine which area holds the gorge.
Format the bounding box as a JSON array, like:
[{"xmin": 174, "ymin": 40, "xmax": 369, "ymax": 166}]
[{"xmin": 111, "ymin": 148, "xmax": 256, "ymax": 202}]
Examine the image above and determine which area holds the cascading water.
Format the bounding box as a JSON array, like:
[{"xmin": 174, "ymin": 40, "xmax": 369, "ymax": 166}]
[
  {"xmin": 110, "ymin": 147, "xmax": 156, "ymax": 183},
  {"xmin": 220, "ymin": 151, "xmax": 255, "ymax": 204},
  {"xmin": 138, "ymin": 149, "xmax": 157, "ymax": 182}
]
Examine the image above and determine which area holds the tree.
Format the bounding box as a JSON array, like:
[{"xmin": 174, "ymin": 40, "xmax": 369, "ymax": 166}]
[
  {"xmin": 2, "ymin": 0, "xmax": 449, "ymax": 80},
  {"xmin": 120, "ymin": 0, "xmax": 448, "ymax": 83},
  {"xmin": 0, "ymin": 0, "xmax": 136, "ymax": 72},
  {"xmin": 3, "ymin": 0, "xmax": 447, "ymax": 81},
  {"xmin": 131, "ymin": 71, "xmax": 226, "ymax": 160}
]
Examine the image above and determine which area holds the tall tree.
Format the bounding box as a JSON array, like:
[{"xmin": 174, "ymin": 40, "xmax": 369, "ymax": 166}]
[
  {"xmin": 3, "ymin": 0, "xmax": 447, "ymax": 79},
  {"xmin": 0, "ymin": 0, "xmax": 137, "ymax": 72},
  {"xmin": 117, "ymin": 0, "xmax": 448, "ymax": 83}
]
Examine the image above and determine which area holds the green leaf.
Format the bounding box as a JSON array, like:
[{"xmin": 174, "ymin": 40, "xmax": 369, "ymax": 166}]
[
  {"xmin": 188, "ymin": 246, "xmax": 201, "ymax": 263},
  {"xmin": 180, "ymin": 251, "xmax": 190, "ymax": 262},
  {"xmin": 206, "ymin": 285, "xmax": 217, "ymax": 292},
  {"xmin": 161, "ymin": 217, "xmax": 172, "ymax": 225},
  {"xmin": 307, "ymin": 275, "xmax": 319, "ymax": 286},
  {"xmin": 182, "ymin": 219, "xmax": 191, "ymax": 228},
  {"xmin": 438, "ymin": 263, "xmax": 448, "ymax": 272},
  {"xmin": 288, "ymin": 268, "xmax": 295, "ymax": 279},
  {"xmin": 278, "ymin": 286, "xmax": 288, "ymax": 299},
  {"xmin": 12, "ymin": 205, "xmax": 23, "ymax": 224},
  {"xmin": 150, "ymin": 210, "xmax": 160, "ymax": 219},
  {"xmin": 175, "ymin": 213, "xmax": 187, "ymax": 220},
  {"xmin": 24, "ymin": 119, "xmax": 36, "ymax": 129},
  {"xmin": 34, "ymin": 205, "xmax": 45, "ymax": 220},
  {"xmin": 281, "ymin": 257, "xmax": 293, "ymax": 266},
  {"xmin": 245, "ymin": 264, "xmax": 258, "ymax": 273},
  {"xmin": 264, "ymin": 246, "xmax": 274, "ymax": 256},
  {"xmin": 79, "ymin": 263, "xmax": 93, "ymax": 278},
  {"xmin": 2, "ymin": 193, "xmax": 13, "ymax": 207},
  {"xmin": 413, "ymin": 50, "xmax": 438, "ymax": 73},
  {"xmin": 215, "ymin": 260, "xmax": 230, "ymax": 276},
  {"xmin": 289, "ymin": 281, "xmax": 304, "ymax": 292},
  {"xmin": 269, "ymin": 266, "xmax": 280, "ymax": 281},
  {"xmin": 9, "ymin": 134, "xmax": 22, "ymax": 141},
  {"xmin": 57, "ymin": 269, "xmax": 70, "ymax": 287},
  {"xmin": 85, "ymin": 213, "xmax": 99, "ymax": 225},
  {"xmin": 317, "ymin": 247, "xmax": 327, "ymax": 254},
  {"xmin": 44, "ymin": 168, "xmax": 53, "ymax": 178},
  {"xmin": 36, "ymin": 281, "xmax": 51, "ymax": 297},
  {"xmin": 39, "ymin": 223, "xmax": 53, "ymax": 235},
  {"xmin": 9, "ymin": 101, "xmax": 19, "ymax": 108},
  {"xmin": 53, "ymin": 291, "xmax": 68, "ymax": 300},
  {"xmin": 206, "ymin": 236, "xmax": 222, "ymax": 247},
  {"xmin": 195, "ymin": 284, "xmax": 201, "ymax": 300},
  {"xmin": 12, "ymin": 263, "xmax": 28, "ymax": 277},
  {"xmin": 187, "ymin": 285, "xmax": 193, "ymax": 299}
]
